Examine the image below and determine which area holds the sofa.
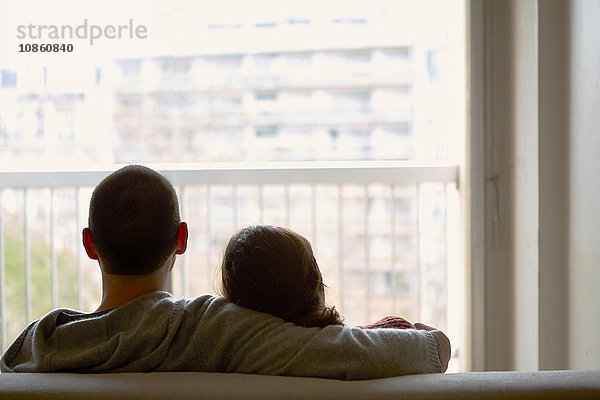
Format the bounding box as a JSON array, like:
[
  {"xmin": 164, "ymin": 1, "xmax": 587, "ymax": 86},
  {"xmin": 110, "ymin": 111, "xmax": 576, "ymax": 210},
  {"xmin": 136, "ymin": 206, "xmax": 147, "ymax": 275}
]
[{"xmin": 1, "ymin": 369, "xmax": 599, "ymax": 400}]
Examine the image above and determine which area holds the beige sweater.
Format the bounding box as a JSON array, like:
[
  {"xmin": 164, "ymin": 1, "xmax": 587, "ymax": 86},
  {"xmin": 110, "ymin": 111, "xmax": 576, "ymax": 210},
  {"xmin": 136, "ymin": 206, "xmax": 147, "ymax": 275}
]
[{"xmin": 1, "ymin": 291, "xmax": 442, "ymax": 380}]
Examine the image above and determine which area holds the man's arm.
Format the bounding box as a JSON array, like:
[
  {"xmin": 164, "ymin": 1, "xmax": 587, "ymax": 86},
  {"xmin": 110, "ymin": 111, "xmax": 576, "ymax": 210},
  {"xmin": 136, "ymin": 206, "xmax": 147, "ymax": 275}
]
[
  {"xmin": 414, "ymin": 322, "xmax": 451, "ymax": 372},
  {"xmin": 189, "ymin": 297, "xmax": 446, "ymax": 380}
]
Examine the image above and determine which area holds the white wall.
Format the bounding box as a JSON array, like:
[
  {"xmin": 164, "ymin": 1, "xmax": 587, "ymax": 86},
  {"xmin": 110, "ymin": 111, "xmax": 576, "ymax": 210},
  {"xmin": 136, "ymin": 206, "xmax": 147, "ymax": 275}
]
[{"xmin": 567, "ymin": 0, "xmax": 600, "ymax": 370}]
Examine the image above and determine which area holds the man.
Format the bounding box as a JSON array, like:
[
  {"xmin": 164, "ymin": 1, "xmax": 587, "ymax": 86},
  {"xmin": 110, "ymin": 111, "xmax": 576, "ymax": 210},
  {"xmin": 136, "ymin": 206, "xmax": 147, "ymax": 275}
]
[{"xmin": 1, "ymin": 165, "xmax": 450, "ymax": 379}]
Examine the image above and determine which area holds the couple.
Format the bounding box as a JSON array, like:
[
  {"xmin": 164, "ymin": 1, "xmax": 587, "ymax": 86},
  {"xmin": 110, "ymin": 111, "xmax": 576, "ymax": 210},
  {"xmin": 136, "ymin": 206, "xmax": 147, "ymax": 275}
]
[{"xmin": 1, "ymin": 165, "xmax": 450, "ymax": 380}]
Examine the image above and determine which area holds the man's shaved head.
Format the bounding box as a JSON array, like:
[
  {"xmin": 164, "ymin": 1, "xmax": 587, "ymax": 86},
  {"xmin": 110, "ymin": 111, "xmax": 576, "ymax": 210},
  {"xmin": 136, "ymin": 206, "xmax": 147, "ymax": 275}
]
[{"xmin": 88, "ymin": 165, "xmax": 181, "ymax": 275}]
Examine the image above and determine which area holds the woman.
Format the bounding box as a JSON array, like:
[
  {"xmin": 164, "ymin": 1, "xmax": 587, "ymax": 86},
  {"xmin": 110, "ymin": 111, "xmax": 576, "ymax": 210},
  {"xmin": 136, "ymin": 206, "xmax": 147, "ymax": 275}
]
[{"xmin": 220, "ymin": 224, "xmax": 413, "ymax": 329}]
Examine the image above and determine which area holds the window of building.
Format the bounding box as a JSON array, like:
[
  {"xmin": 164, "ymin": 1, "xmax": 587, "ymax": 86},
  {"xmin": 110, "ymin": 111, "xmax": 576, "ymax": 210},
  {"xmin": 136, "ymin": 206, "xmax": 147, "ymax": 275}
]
[{"xmin": 1, "ymin": 70, "xmax": 17, "ymax": 88}]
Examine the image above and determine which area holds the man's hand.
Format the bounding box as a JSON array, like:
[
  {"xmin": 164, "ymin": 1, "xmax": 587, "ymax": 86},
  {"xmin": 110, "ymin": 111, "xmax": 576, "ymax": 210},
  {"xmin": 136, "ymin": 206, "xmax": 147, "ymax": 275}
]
[{"xmin": 413, "ymin": 322, "xmax": 451, "ymax": 372}]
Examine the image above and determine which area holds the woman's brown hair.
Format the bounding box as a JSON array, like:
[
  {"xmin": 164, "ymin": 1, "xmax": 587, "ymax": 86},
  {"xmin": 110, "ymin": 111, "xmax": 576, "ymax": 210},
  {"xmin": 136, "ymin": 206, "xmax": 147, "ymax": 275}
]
[{"xmin": 220, "ymin": 225, "xmax": 343, "ymax": 328}]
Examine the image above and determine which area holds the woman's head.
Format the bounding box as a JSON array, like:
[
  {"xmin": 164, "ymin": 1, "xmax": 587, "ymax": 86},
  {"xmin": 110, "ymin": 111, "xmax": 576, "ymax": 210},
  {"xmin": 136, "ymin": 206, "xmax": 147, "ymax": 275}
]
[{"xmin": 220, "ymin": 225, "xmax": 342, "ymax": 327}]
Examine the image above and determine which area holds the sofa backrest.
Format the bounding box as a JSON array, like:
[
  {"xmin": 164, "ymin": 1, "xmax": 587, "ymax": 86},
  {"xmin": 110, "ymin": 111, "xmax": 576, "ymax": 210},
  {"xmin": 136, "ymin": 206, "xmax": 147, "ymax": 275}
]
[{"xmin": 0, "ymin": 370, "xmax": 599, "ymax": 400}]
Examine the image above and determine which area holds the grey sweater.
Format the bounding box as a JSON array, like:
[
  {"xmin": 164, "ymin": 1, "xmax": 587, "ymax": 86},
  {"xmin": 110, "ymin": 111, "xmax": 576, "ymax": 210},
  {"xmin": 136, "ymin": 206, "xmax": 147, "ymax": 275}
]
[{"xmin": 0, "ymin": 291, "xmax": 442, "ymax": 380}]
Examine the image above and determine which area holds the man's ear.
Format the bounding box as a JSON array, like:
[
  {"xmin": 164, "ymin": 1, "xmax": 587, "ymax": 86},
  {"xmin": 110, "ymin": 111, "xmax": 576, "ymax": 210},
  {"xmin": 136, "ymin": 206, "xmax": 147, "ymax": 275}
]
[
  {"xmin": 175, "ymin": 222, "xmax": 188, "ymax": 255},
  {"xmin": 82, "ymin": 228, "xmax": 99, "ymax": 260}
]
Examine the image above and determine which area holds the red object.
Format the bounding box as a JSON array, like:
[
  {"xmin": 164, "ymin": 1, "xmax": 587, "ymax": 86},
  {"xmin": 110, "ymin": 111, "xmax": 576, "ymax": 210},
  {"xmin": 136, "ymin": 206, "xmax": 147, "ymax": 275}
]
[{"xmin": 358, "ymin": 316, "xmax": 415, "ymax": 330}]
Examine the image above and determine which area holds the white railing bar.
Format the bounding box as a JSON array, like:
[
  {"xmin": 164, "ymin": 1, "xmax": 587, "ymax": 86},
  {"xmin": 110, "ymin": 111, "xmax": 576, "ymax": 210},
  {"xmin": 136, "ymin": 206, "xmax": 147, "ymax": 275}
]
[
  {"xmin": 0, "ymin": 190, "xmax": 6, "ymax": 352},
  {"xmin": 76, "ymin": 188, "xmax": 83, "ymax": 311},
  {"xmin": 258, "ymin": 184, "xmax": 264, "ymax": 224},
  {"xmin": 232, "ymin": 185, "xmax": 239, "ymax": 228},
  {"xmin": 391, "ymin": 185, "xmax": 398, "ymax": 312},
  {"xmin": 24, "ymin": 190, "xmax": 32, "ymax": 324},
  {"xmin": 180, "ymin": 186, "xmax": 190, "ymax": 298},
  {"xmin": 206, "ymin": 185, "xmax": 212, "ymax": 292},
  {"xmin": 311, "ymin": 185, "xmax": 317, "ymax": 248},
  {"xmin": 337, "ymin": 185, "xmax": 344, "ymax": 313},
  {"xmin": 284, "ymin": 184, "xmax": 291, "ymax": 228},
  {"xmin": 445, "ymin": 183, "xmax": 451, "ymax": 328},
  {"xmin": 50, "ymin": 189, "xmax": 58, "ymax": 309},
  {"xmin": 364, "ymin": 185, "xmax": 370, "ymax": 323},
  {"xmin": 0, "ymin": 163, "xmax": 458, "ymax": 188},
  {"xmin": 0, "ymin": 171, "xmax": 110, "ymax": 189},
  {"xmin": 416, "ymin": 184, "xmax": 422, "ymax": 319},
  {"xmin": 179, "ymin": 163, "xmax": 462, "ymax": 186}
]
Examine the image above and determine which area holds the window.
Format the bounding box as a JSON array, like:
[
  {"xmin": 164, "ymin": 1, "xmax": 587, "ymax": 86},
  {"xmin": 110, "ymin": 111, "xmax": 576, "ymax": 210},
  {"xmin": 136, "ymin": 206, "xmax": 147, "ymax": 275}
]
[
  {"xmin": 254, "ymin": 125, "xmax": 279, "ymax": 137},
  {"xmin": 0, "ymin": 0, "xmax": 466, "ymax": 371},
  {"xmin": 1, "ymin": 70, "xmax": 17, "ymax": 88},
  {"xmin": 118, "ymin": 60, "xmax": 142, "ymax": 79}
]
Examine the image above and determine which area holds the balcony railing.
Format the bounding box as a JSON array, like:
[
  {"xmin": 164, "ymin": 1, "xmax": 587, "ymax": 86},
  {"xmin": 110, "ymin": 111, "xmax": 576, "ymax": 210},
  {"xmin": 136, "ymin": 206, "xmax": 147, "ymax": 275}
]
[{"xmin": 0, "ymin": 162, "xmax": 460, "ymax": 367}]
